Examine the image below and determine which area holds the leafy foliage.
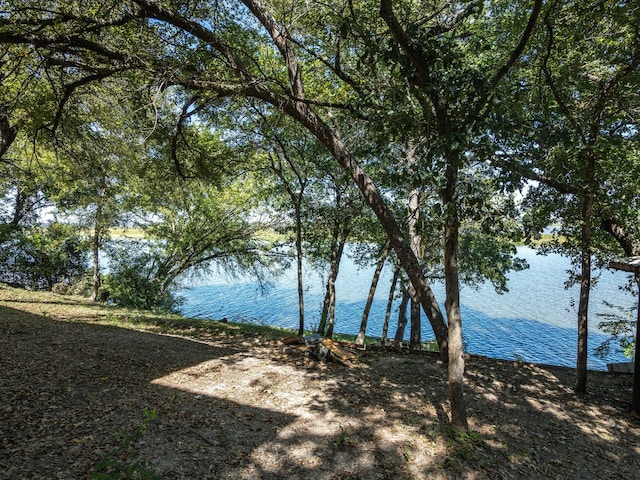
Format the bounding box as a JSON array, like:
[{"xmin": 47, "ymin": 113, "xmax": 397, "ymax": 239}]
[
  {"xmin": 0, "ymin": 222, "xmax": 89, "ymax": 289},
  {"xmin": 595, "ymin": 300, "xmax": 637, "ymax": 360},
  {"xmin": 99, "ymin": 240, "xmax": 182, "ymax": 313}
]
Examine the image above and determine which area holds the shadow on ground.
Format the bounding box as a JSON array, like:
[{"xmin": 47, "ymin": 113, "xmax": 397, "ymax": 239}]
[{"xmin": 1, "ymin": 301, "xmax": 639, "ymax": 479}]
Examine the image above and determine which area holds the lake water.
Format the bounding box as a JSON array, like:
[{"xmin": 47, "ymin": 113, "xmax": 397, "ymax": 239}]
[{"xmin": 179, "ymin": 246, "xmax": 635, "ymax": 371}]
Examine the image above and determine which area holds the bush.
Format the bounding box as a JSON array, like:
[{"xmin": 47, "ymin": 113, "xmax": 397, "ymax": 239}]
[
  {"xmin": 99, "ymin": 240, "xmax": 182, "ymax": 312},
  {"xmin": 595, "ymin": 300, "xmax": 637, "ymax": 360},
  {"xmin": 0, "ymin": 223, "xmax": 89, "ymax": 289}
]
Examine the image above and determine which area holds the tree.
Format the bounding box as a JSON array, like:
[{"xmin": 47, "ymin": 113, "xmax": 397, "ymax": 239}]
[
  {"xmin": 394, "ymin": 284, "xmax": 411, "ymax": 347},
  {"xmin": 355, "ymin": 239, "xmax": 390, "ymax": 345},
  {"xmin": 0, "ymin": 0, "xmax": 542, "ymax": 430},
  {"xmin": 0, "ymin": 162, "xmax": 47, "ymax": 235},
  {"xmin": 540, "ymin": 0, "xmax": 638, "ymax": 393},
  {"xmin": 138, "ymin": 169, "xmax": 282, "ymax": 298},
  {"xmin": 0, "ymin": 102, "xmax": 16, "ymax": 160},
  {"xmin": 0, "ymin": 0, "xmax": 451, "ymax": 354},
  {"xmin": 252, "ymin": 113, "xmax": 316, "ymax": 337},
  {"xmin": 312, "ymin": 175, "xmax": 356, "ymax": 339},
  {"xmin": 0, "ymin": 222, "xmax": 88, "ymax": 289},
  {"xmin": 375, "ymin": 0, "xmax": 542, "ymax": 428},
  {"xmin": 381, "ymin": 263, "xmax": 401, "ymax": 345},
  {"xmin": 47, "ymin": 78, "xmax": 146, "ymax": 301},
  {"xmin": 0, "ymin": 41, "xmax": 62, "ymax": 232},
  {"xmin": 494, "ymin": 0, "xmax": 640, "ymax": 392}
]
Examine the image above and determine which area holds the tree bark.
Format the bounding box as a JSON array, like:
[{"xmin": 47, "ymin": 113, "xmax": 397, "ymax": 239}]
[
  {"xmin": 90, "ymin": 188, "xmax": 105, "ymax": 302},
  {"xmin": 90, "ymin": 223, "xmax": 101, "ymax": 302},
  {"xmin": 443, "ymin": 151, "xmax": 468, "ymax": 430},
  {"xmin": 319, "ymin": 226, "xmax": 348, "ymax": 337},
  {"xmin": 356, "ymin": 240, "xmax": 390, "ymax": 345},
  {"xmin": 381, "ymin": 264, "xmax": 400, "ymax": 345},
  {"xmin": 407, "ymin": 143, "xmax": 422, "ymax": 350},
  {"xmin": 576, "ymin": 151, "xmax": 596, "ymax": 393},
  {"xmin": 325, "ymin": 278, "xmax": 338, "ymax": 338},
  {"xmin": 410, "ymin": 294, "xmax": 421, "ymax": 350},
  {"xmin": 268, "ymin": 151, "xmax": 307, "ymax": 337},
  {"xmin": 0, "ymin": 103, "xmax": 17, "ymax": 159},
  {"xmin": 10, "ymin": 187, "xmax": 28, "ymax": 229},
  {"xmin": 294, "ymin": 203, "xmax": 305, "ymax": 336},
  {"xmin": 394, "ymin": 289, "xmax": 410, "ymax": 347},
  {"xmin": 575, "ymin": 235, "xmax": 591, "ymax": 393}
]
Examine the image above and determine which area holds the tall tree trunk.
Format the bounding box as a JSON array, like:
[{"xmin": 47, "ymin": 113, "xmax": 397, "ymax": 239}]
[
  {"xmin": 319, "ymin": 226, "xmax": 349, "ymax": 337},
  {"xmin": 356, "ymin": 240, "xmax": 390, "ymax": 345},
  {"xmin": 407, "ymin": 144, "xmax": 422, "ymax": 350},
  {"xmin": 394, "ymin": 289, "xmax": 410, "ymax": 346},
  {"xmin": 294, "ymin": 204, "xmax": 305, "ymax": 336},
  {"xmin": 0, "ymin": 103, "xmax": 17, "ymax": 159},
  {"xmin": 443, "ymin": 152, "xmax": 468, "ymax": 430},
  {"xmin": 410, "ymin": 294, "xmax": 421, "ymax": 350},
  {"xmin": 90, "ymin": 224, "xmax": 101, "ymax": 302},
  {"xmin": 445, "ymin": 225, "xmax": 466, "ymax": 429},
  {"xmin": 381, "ymin": 264, "xmax": 400, "ymax": 345},
  {"xmin": 90, "ymin": 190, "xmax": 105, "ymax": 302},
  {"xmin": 575, "ymin": 239, "xmax": 591, "ymax": 393},
  {"xmin": 320, "ymin": 229, "xmax": 349, "ymax": 338},
  {"xmin": 325, "ymin": 278, "xmax": 337, "ymax": 338},
  {"xmin": 267, "ymin": 152, "xmax": 308, "ymax": 337},
  {"xmin": 325, "ymin": 228, "xmax": 348, "ymax": 339},
  {"xmin": 633, "ymin": 273, "xmax": 640, "ymax": 413},
  {"xmin": 10, "ymin": 187, "xmax": 28, "ymax": 229},
  {"xmin": 576, "ymin": 152, "xmax": 596, "ymax": 393}
]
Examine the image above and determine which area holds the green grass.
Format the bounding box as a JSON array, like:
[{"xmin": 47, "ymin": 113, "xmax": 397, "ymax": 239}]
[
  {"xmin": 514, "ymin": 233, "xmax": 566, "ymax": 247},
  {"xmin": 0, "ymin": 284, "xmax": 292, "ymax": 340},
  {"xmin": 0, "ymin": 283, "xmax": 440, "ymax": 351},
  {"xmin": 108, "ymin": 227, "xmax": 146, "ymax": 239}
]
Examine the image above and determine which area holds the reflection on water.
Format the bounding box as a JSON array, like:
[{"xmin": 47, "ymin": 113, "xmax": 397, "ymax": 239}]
[{"xmin": 180, "ymin": 247, "xmax": 634, "ymax": 370}]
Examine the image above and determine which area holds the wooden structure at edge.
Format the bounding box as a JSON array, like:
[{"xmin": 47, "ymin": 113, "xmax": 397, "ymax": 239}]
[{"xmin": 608, "ymin": 256, "xmax": 640, "ymax": 414}]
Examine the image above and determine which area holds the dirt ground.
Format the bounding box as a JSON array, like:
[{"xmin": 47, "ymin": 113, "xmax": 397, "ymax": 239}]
[{"xmin": 1, "ymin": 285, "xmax": 639, "ymax": 479}]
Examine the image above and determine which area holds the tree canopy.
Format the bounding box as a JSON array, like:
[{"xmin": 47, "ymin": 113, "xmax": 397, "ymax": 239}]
[{"xmin": 1, "ymin": 0, "xmax": 639, "ymax": 429}]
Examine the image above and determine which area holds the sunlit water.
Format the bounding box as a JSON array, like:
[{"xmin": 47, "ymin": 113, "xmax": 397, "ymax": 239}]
[{"xmin": 179, "ymin": 246, "xmax": 635, "ymax": 370}]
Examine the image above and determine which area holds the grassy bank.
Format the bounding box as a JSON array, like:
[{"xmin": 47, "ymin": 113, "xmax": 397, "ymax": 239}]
[
  {"xmin": 0, "ymin": 284, "xmax": 292, "ymax": 340},
  {"xmin": 0, "ymin": 284, "xmax": 441, "ymax": 351}
]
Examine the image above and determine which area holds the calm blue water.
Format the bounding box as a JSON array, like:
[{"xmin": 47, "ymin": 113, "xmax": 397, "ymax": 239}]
[{"xmin": 179, "ymin": 246, "xmax": 635, "ymax": 370}]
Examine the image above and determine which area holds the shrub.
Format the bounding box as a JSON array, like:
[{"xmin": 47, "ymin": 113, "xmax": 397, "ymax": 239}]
[
  {"xmin": 0, "ymin": 223, "xmax": 89, "ymax": 289},
  {"xmin": 99, "ymin": 240, "xmax": 182, "ymax": 312},
  {"xmin": 595, "ymin": 300, "xmax": 636, "ymax": 360}
]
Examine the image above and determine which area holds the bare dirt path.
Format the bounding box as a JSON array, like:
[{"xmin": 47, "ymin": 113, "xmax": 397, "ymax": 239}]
[{"xmin": 1, "ymin": 286, "xmax": 639, "ymax": 479}]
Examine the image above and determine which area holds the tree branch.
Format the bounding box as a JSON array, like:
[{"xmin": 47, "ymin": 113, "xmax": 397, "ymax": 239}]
[
  {"xmin": 489, "ymin": 0, "xmax": 542, "ymax": 92},
  {"xmin": 172, "ymin": 95, "xmax": 208, "ymax": 179},
  {"xmin": 379, "ymin": 0, "xmax": 431, "ymax": 87},
  {"xmin": 600, "ymin": 218, "xmax": 639, "ymax": 257},
  {"xmin": 491, "ymin": 153, "xmax": 580, "ymax": 195},
  {"xmin": 471, "ymin": 0, "xmax": 542, "ymax": 120},
  {"xmin": 0, "ymin": 103, "xmax": 17, "ymax": 159},
  {"xmin": 541, "ymin": 11, "xmax": 584, "ymax": 141},
  {"xmin": 241, "ymin": 0, "xmax": 305, "ymax": 100},
  {"xmin": 50, "ymin": 69, "xmax": 126, "ymax": 133},
  {"xmin": 131, "ymin": 0, "xmax": 251, "ymax": 81}
]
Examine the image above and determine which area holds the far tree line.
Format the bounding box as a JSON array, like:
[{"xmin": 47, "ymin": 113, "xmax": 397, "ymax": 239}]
[{"xmin": 1, "ymin": 0, "xmax": 638, "ymax": 430}]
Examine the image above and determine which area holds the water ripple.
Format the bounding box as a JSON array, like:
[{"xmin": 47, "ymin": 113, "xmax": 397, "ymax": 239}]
[{"xmin": 180, "ymin": 247, "xmax": 634, "ymax": 371}]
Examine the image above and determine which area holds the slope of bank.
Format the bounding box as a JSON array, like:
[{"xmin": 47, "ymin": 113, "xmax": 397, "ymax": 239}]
[{"xmin": 1, "ymin": 285, "xmax": 638, "ymax": 479}]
